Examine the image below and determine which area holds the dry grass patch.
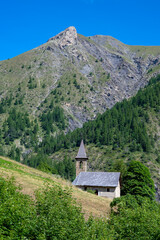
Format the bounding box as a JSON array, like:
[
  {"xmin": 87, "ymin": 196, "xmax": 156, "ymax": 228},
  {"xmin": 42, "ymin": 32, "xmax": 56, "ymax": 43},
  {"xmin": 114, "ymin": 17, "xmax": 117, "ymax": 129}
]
[{"xmin": 0, "ymin": 156, "xmax": 111, "ymax": 219}]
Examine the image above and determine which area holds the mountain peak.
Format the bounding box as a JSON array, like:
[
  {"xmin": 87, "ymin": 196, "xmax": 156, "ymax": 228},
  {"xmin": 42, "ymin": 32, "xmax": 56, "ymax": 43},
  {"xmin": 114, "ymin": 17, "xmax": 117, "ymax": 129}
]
[{"xmin": 48, "ymin": 26, "xmax": 77, "ymax": 48}]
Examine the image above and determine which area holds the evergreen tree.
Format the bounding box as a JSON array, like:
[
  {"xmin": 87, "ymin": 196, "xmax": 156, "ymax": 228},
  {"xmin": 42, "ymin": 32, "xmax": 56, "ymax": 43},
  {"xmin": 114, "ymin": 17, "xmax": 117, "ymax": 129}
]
[{"xmin": 122, "ymin": 160, "xmax": 155, "ymax": 200}]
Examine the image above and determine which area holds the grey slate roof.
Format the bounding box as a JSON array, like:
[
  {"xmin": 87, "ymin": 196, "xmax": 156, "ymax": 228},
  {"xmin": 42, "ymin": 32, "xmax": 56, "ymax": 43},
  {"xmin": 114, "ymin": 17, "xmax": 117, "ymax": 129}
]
[
  {"xmin": 75, "ymin": 140, "xmax": 88, "ymax": 159},
  {"xmin": 72, "ymin": 172, "xmax": 120, "ymax": 187}
]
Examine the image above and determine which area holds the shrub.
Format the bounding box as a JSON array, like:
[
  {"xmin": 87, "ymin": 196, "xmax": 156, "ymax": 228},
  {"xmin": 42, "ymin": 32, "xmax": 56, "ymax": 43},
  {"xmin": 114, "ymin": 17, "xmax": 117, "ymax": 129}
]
[
  {"xmin": 110, "ymin": 194, "xmax": 160, "ymax": 240},
  {"xmin": 0, "ymin": 177, "xmax": 37, "ymax": 238},
  {"xmin": 0, "ymin": 177, "xmax": 113, "ymax": 239}
]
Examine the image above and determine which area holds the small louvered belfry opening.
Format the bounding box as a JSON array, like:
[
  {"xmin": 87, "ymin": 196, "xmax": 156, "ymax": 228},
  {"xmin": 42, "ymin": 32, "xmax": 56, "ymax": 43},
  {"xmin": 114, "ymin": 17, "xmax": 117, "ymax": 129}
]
[{"xmin": 80, "ymin": 161, "xmax": 83, "ymax": 168}]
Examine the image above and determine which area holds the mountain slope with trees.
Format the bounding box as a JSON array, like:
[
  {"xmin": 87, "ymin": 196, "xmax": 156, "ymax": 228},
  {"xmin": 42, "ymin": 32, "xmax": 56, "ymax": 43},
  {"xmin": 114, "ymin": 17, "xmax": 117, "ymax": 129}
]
[
  {"xmin": 44, "ymin": 74, "xmax": 160, "ymax": 196},
  {"xmin": 40, "ymin": 74, "xmax": 160, "ymax": 153},
  {"xmin": 1, "ymin": 75, "xmax": 160, "ymax": 190},
  {"xmin": 1, "ymin": 27, "xmax": 160, "ymax": 161}
]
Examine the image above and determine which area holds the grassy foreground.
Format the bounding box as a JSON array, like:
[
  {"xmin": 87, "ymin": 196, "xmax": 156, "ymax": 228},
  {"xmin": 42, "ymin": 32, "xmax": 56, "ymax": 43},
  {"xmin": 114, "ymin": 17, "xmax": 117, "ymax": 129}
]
[{"xmin": 0, "ymin": 156, "xmax": 111, "ymax": 219}]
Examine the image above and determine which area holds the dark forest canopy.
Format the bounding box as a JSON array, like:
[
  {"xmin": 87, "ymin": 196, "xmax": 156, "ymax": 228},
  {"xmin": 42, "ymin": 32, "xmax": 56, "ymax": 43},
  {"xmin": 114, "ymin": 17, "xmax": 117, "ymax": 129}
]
[
  {"xmin": 1, "ymin": 74, "xmax": 160, "ymax": 181},
  {"xmin": 40, "ymin": 75, "xmax": 160, "ymax": 155}
]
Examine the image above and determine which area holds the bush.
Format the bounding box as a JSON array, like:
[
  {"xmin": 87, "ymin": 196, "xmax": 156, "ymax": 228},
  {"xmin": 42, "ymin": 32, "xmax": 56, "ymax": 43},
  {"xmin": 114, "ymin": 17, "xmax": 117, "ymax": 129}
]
[
  {"xmin": 0, "ymin": 177, "xmax": 37, "ymax": 239},
  {"xmin": 87, "ymin": 189, "xmax": 96, "ymax": 194},
  {"xmin": 0, "ymin": 177, "xmax": 112, "ymax": 239},
  {"xmin": 34, "ymin": 184, "xmax": 86, "ymax": 239},
  {"xmin": 2, "ymin": 176, "xmax": 160, "ymax": 239},
  {"xmin": 110, "ymin": 194, "xmax": 160, "ymax": 240}
]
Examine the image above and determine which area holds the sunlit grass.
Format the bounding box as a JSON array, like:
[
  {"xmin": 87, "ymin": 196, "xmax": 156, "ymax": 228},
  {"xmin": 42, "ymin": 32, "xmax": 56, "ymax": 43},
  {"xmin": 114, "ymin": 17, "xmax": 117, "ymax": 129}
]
[{"xmin": 0, "ymin": 156, "xmax": 111, "ymax": 219}]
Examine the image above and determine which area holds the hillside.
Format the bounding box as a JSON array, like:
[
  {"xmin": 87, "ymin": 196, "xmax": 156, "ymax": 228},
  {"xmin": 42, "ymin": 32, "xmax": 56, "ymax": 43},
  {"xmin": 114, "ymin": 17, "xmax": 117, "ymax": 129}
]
[
  {"xmin": 1, "ymin": 157, "xmax": 160, "ymax": 239},
  {"xmin": 1, "ymin": 27, "xmax": 160, "ymax": 160},
  {"xmin": 46, "ymin": 75, "xmax": 160, "ymax": 199},
  {"xmin": 1, "ymin": 27, "xmax": 160, "ymax": 130},
  {"xmin": 0, "ymin": 156, "xmax": 111, "ymax": 219}
]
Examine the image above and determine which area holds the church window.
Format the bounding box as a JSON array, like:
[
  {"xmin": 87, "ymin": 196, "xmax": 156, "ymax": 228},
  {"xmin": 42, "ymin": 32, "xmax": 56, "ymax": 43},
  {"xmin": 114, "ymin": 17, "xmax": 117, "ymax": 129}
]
[{"xmin": 80, "ymin": 161, "xmax": 83, "ymax": 168}]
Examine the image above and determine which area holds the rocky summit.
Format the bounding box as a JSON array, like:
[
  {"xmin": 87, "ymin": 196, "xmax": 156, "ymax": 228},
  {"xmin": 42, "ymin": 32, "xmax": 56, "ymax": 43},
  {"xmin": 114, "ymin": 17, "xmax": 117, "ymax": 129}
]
[
  {"xmin": 48, "ymin": 26, "xmax": 78, "ymax": 48},
  {"xmin": 1, "ymin": 26, "xmax": 160, "ymax": 130}
]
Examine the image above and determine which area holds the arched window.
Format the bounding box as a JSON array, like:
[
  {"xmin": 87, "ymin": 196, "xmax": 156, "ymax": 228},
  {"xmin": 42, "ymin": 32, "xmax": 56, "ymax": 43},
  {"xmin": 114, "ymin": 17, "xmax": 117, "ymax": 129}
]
[{"xmin": 80, "ymin": 161, "xmax": 83, "ymax": 168}]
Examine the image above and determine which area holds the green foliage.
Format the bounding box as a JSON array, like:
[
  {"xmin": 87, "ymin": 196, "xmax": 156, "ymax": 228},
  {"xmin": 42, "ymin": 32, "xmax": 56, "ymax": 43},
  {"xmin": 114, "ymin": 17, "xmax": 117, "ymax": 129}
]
[
  {"xmin": 121, "ymin": 160, "xmax": 155, "ymax": 200},
  {"xmin": 156, "ymin": 155, "xmax": 160, "ymax": 163},
  {"xmin": 24, "ymin": 153, "xmax": 57, "ymax": 173},
  {"xmin": 1, "ymin": 108, "xmax": 39, "ymax": 154},
  {"xmin": 0, "ymin": 171, "xmax": 159, "ymax": 240},
  {"xmin": 24, "ymin": 154, "xmax": 76, "ymax": 181},
  {"xmin": 27, "ymin": 76, "xmax": 37, "ymax": 89},
  {"xmin": 0, "ymin": 107, "xmax": 40, "ymax": 160},
  {"xmin": 3, "ymin": 108, "xmax": 31, "ymax": 143},
  {"xmin": 0, "ymin": 103, "xmax": 5, "ymax": 114},
  {"xmin": 0, "ymin": 177, "xmax": 37, "ymax": 239},
  {"xmin": 0, "ymin": 95, "xmax": 13, "ymax": 112},
  {"xmin": 73, "ymin": 79, "xmax": 80, "ymax": 89},
  {"xmin": 42, "ymin": 83, "xmax": 46, "ymax": 88},
  {"xmin": 86, "ymin": 216, "xmax": 114, "ymax": 240},
  {"xmin": 34, "ymin": 185, "xmax": 86, "ymax": 239},
  {"xmin": 110, "ymin": 194, "xmax": 160, "ymax": 240},
  {"xmin": 40, "ymin": 106, "xmax": 66, "ymax": 133},
  {"xmin": 147, "ymin": 68, "xmax": 152, "ymax": 74},
  {"xmin": 53, "ymin": 156, "xmax": 76, "ymax": 181},
  {"xmin": 9, "ymin": 145, "xmax": 21, "ymax": 162},
  {"xmin": 40, "ymin": 74, "xmax": 160, "ymax": 155},
  {"xmin": 87, "ymin": 189, "xmax": 97, "ymax": 194},
  {"xmin": 110, "ymin": 159, "xmax": 127, "ymax": 180},
  {"xmin": 0, "ymin": 176, "xmax": 112, "ymax": 239}
]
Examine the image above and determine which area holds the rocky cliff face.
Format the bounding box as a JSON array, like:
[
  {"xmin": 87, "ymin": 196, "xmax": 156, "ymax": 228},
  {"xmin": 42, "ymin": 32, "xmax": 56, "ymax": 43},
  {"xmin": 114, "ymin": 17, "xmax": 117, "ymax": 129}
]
[{"xmin": 1, "ymin": 26, "xmax": 160, "ymax": 130}]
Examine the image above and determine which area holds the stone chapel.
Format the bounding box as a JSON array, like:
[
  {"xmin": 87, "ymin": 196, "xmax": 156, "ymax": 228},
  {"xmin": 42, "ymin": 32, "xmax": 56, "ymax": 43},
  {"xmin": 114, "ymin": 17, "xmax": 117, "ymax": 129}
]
[{"xmin": 72, "ymin": 140, "xmax": 120, "ymax": 199}]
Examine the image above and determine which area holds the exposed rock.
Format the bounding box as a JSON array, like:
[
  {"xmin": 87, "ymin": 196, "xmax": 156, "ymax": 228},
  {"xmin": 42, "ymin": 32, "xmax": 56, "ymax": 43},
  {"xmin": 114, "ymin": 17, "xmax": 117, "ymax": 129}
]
[
  {"xmin": 48, "ymin": 26, "xmax": 77, "ymax": 49},
  {"xmin": 1, "ymin": 26, "xmax": 160, "ymax": 131}
]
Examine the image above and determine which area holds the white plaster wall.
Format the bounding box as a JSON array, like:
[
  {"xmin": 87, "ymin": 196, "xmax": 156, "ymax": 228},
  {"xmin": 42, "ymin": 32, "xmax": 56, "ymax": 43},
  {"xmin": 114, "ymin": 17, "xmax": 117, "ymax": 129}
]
[
  {"xmin": 115, "ymin": 181, "xmax": 120, "ymax": 198},
  {"xmin": 77, "ymin": 186, "xmax": 119, "ymax": 199}
]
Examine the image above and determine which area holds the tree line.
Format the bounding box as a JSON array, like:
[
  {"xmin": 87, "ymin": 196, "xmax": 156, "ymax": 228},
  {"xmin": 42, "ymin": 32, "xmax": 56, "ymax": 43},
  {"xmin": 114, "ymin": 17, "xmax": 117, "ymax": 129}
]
[{"xmin": 40, "ymin": 75, "xmax": 160, "ymax": 155}]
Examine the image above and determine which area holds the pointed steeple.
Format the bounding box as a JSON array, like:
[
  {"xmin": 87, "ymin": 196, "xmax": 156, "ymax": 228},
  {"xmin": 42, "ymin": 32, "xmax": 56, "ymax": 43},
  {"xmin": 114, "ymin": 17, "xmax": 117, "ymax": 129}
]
[
  {"xmin": 76, "ymin": 140, "xmax": 88, "ymax": 159},
  {"xmin": 75, "ymin": 140, "xmax": 88, "ymax": 176}
]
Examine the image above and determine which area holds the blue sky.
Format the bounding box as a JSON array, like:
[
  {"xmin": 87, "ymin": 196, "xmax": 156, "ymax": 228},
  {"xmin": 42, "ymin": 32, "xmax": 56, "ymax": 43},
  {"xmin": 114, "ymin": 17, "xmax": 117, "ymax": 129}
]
[{"xmin": 0, "ymin": 0, "xmax": 160, "ymax": 60}]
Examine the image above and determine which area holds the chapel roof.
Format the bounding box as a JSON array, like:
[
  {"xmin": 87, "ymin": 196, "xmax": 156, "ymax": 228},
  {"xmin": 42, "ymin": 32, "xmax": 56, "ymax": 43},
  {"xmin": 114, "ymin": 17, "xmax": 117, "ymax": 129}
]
[{"xmin": 72, "ymin": 172, "xmax": 120, "ymax": 187}]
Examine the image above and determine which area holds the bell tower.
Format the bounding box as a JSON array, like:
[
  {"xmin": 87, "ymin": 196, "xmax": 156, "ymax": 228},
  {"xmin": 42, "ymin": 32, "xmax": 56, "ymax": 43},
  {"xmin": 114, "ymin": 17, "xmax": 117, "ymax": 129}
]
[{"xmin": 75, "ymin": 140, "xmax": 88, "ymax": 176}]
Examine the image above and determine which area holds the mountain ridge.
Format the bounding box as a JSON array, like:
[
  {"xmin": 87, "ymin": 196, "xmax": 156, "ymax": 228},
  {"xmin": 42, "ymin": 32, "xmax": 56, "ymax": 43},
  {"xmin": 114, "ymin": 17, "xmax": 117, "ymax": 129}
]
[
  {"xmin": 1, "ymin": 27, "xmax": 160, "ymax": 159},
  {"xmin": 1, "ymin": 27, "xmax": 160, "ymax": 131}
]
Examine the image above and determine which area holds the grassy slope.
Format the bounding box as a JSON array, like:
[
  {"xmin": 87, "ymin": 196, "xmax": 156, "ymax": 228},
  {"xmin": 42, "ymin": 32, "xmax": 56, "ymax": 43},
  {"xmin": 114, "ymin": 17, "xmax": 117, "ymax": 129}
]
[
  {"xmin": 0, "ymin": 43, "xmax": 107, "ymax": 130},
  {"xmin": 1, "ymin": 35, "xmax": 160, "ymax": 123},
  {"xmin": 128, "ymin": 45, "xmax": 160, "ymax": 57},
  {"xmin": 0, "ymin": 156, "xmax": 111, "ymax": 219},
  {"xmin": 90, "ymin": 35, "xmax": 160, "ymax": 58}
]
